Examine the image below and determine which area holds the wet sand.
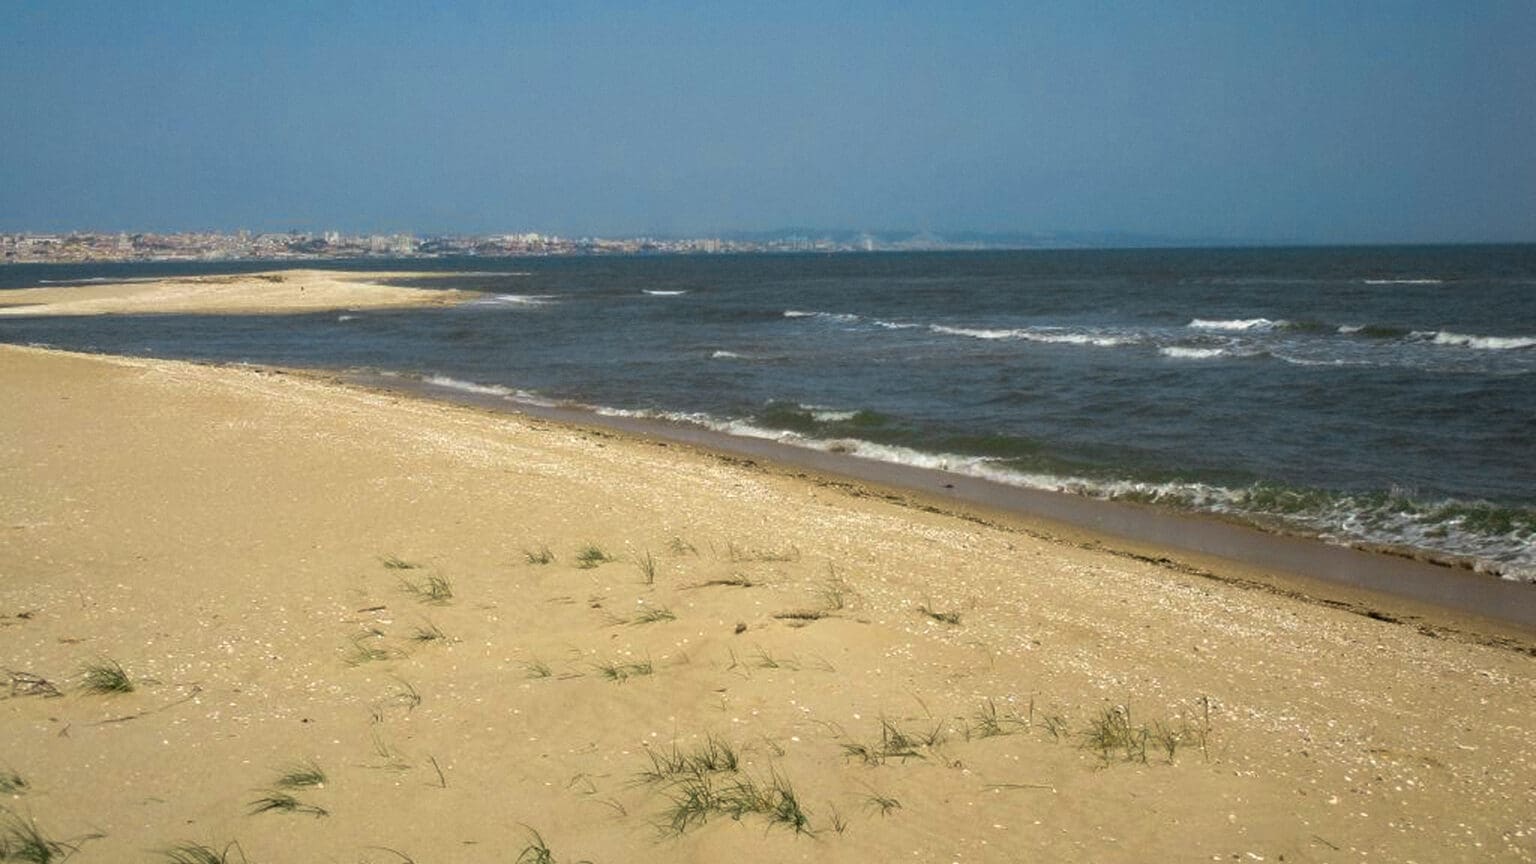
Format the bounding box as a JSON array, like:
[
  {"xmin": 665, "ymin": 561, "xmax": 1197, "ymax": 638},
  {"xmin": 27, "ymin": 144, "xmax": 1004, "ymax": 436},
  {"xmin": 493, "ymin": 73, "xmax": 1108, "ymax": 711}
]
[{"xmin": 2, "ymin": 343, "xmax": 1534, "ymax": 863}]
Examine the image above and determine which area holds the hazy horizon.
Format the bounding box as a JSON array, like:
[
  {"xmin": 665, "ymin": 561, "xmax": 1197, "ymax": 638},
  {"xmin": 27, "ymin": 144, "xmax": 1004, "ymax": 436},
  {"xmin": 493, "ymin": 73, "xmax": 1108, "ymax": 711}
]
[{"xmin": 5, "ymin": 2, "xmax": 1534, "ymax": 245}]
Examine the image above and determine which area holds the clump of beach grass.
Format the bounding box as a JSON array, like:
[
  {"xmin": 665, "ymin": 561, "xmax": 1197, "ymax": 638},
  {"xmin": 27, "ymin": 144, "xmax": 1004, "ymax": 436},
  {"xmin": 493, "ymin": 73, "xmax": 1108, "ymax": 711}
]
[
  {"xmin": 247, "ymin": 791, "xmax": 328, "ymax": 817},
  {"xmin": 0, "ymin": 771, "xmax": 25, "ymax": 795},
  {"xmin": 840, "ymin": 717, "xmax": 944, "ymax": 766},
  {"xmin": 410, "ymin": 620, "xmax": 449, "ymax": 643},
  {"xmin": 636, "ymin": 736, "xmax": 740, "ymax": 784},
  {"xmin": 575, "ymin": 545, "xmax": 614, "ymax": 569},
  {"xmin": 636, "ymin": 551, "xmax": 657, "ymax": 584},
  {"xmin": 524, "ymin": 546, "xmax": 555, "ymax": 565},
  {"xmin": 1081, "ymin": 704, "xmax": 1148, "ymax": 765},
  {"xmin": 523, "ymin": 659, "xmax": 553, "ymax": 679},
  {"xmin": 595, "ymin": 657, "xmax": 653, "ymax": 682},
  {"xmin": 515, "ymin": 825, "xmax": 591, "ymax": 864},
  {"xmin": 631, "ymin": 606, "xmax": 675, "ymax": 625},
  {"xmin": 80, "ymin": 657, "xmax": 133, "ymax": 694},
  {"xmin": 657, "ymin": 767, "xmax": 811, "ymax": 836},
  {"xmin": 160, "ymin": 841, "xmax": 250, "ymax": 864},
  {"xmin": 343, "ymin": 631, "xmax": 396, "ymax": 666},
  {"xmin": 380, "ymin": 555, "xmax": 420, "ymax": 570},
  {"xmin": 667, "ymin": 537, "xmax": 698, "ymax": 555},
  {"xmin": 818, "ymin": 566, "xmax": 854, "ymax": 610},
  {"xmin": 966, "ymin": 698, "xmax": 1031, "ymax": 740},
  {"xmin": 0, "ymin": 808, "xmax": 95, "ymax": 863},
  {"xmin": 274, "ymin": 759, "xmax": 326, "ymax": 789},
  {"xmin": 399, "ymin": 574, "xmax": 453, "ymax": 605},
  {"xmin": 864, "ymin": 793, "xmax": 902, "ymax": 816}
]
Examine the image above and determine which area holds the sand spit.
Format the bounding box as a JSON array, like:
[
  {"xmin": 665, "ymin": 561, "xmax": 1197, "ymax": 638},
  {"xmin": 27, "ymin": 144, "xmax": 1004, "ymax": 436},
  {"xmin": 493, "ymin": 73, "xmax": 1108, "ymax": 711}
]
[
  {"xmin": 1, "ymin": 344, "xmax": 1533, "ymax": 863},
  {"xmin": 0, "ymin": 270, "xmax": 481, "ymax": 316}
]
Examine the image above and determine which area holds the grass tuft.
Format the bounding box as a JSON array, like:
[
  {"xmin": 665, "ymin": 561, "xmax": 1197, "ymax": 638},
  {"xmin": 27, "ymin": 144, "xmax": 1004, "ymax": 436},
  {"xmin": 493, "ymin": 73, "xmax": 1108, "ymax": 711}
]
[
  {"xmin": 666, "ymin": 537, "xmax": 698, "ymax": 555},
  {"xmin": 80, "ymin": 657, "xmax": 133, "ymax": 694},
  {"xmin": 636, "ymin": 552, "xmax": 657, "ymax": 584},
  {"xmin": 380, "ymin": 555, "xmax": 420, "ymax": 570},
  {"xmin": 514, "ymin": 826, "xmax": 590, "ymax": 864},
  {"xmin": 657, "ymin": 767, "xmax": 811, "ymax": 836},
  {"xmin": 631, "ymin": 606, "xmax": 675, "ymax": 625},
  {"xmin": 247, "ymin": 791, "xmax": 328, "ymax": 817},
  {"xmin": 818, "ymin": 567, "xmax": 854, "ymax": 611},
  {"xmin": 575, "ymin": 546, "xmax": 614, "ymax": 569},
  {"xmin": 274, "ymin": 759, "xmax": 326, "ymax": 789},
  {"xmin": 637, "ymin": 736, "xmax": 739, "ymax": 784},
  {"xmin": 523, "ymin": 659, "xmax": 553, "ymax": 679},
  {"xmin": 594, "ymin": 657, "xmax": 653, "ymax": 682},
  {"xmin": 399, "ymin": 574, "xmax": 453, "ymax": 605},
  {"xmin": 409, "ymin": 621, "xmax": 449, "ymax": 643},
  {"xmin": 967, "ymin": 699, "xmax": 1029, "ymax": 740},
  {"xmin": 1081, "ymin": 705, "xmax": 1148, "ymax": 765},
  {"xmin": 343, "ymin": 631, "xmax": 395, "ymax": 666},
  {"xmin": 524, "ymin": 547, "xmax": 555, "ymax": 565},
  {"xmin": 865, "ymin": 793, "xmax": 902, "ymax": 816},
  {"xmin": 840, "ymin": 717, "xmax": 943, "ymax": 765},
  {"xmin": 0, "ymin": 808, "xmax": 89, "ymax": 863},
  {"xmin": 0, "ymin": 771, "xmax": 25, "ymax": 796},
  {"xmin": 160, "ymin": 842, "xmax": 249, "ymax": 864}
]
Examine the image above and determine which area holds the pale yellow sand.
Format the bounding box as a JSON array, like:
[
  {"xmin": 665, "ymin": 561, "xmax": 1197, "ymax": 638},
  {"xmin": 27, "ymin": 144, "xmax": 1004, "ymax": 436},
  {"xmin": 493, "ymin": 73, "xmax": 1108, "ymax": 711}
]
[
  {"xmin": 0, "ymin": 270, "xmax": 480, "ymax": 316},
  {"xmin": 2, "ymin": 344, "xmax": 1533, "ymax": 863}
]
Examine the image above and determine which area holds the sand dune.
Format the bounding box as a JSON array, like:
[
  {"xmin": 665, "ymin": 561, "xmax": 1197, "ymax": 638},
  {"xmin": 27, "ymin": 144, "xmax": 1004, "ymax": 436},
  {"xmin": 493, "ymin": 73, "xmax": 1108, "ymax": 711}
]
[{"xmin": 1, "ymin": 344, "xmax": 1533, "ymax": 862}]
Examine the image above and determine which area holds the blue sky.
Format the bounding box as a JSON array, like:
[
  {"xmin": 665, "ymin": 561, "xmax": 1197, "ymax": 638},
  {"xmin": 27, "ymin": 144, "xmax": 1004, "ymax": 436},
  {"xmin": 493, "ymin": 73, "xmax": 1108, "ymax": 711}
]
[{"xmin": 3, "ymin": 2, "xmax": 1533, "ymax": 243}]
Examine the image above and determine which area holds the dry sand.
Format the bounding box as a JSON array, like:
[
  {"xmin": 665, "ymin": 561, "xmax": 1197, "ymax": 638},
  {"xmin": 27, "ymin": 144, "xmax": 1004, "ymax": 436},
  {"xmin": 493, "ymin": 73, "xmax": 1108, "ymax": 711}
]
[
  {"xmin": 2, "ymin": 343, "xmax": 1534, "ymax": 863},
  {"xmin": 0, "ymin": 270, "xmax": 480, "ymax": 316}
]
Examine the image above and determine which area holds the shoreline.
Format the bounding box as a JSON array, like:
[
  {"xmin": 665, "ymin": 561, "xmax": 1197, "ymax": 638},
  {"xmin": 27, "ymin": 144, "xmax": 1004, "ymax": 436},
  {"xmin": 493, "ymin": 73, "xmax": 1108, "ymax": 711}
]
[
  {"xmin": 351, "ymin": 370, "xmax": 1536, "ymax": 640},
  {"xmin": 4, "ymin": 343, "xmax": 1535, "ymax": 862}
]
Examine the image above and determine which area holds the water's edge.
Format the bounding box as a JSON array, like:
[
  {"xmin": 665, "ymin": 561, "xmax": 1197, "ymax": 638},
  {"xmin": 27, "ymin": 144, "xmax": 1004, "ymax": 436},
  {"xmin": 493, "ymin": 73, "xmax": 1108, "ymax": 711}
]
[{"xmin": 341, "ymin": 368, "xmax": 1536, "ymax": 635}]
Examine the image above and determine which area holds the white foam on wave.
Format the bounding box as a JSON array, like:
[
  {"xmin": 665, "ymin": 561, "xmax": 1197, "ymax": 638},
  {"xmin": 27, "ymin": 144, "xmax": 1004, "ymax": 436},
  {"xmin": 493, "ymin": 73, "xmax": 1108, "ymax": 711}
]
[
  {"xmin": 1188, "ymin": 318, "xmax": 1282, "ymax": 332},
  {"xmin": 424, "ymin": 375, "xmax": 513, "ymax": 397},
  {"xmin": 643, "ymin": 290, "xmax": 687, "ymax": 296},
  {"xmin": 710, "ymin": 350, "xmax": 746, "ymax": 360},
  {"xmin": 1160, "ymin": 346, "xmax": 1228, "ymax": 359},
  {"xmin": 784, "ymin": 309, "xmax": 858, "ymax": 322},
  {"xmin": 808, "ymin": 408, "xmax": 858, "ymax": 423},
  {"xmin": 1363, "ymin": 278, "xmax": 1442, "ymax": 285},
  {"xmin": 930, "ymin": 324, "xmax": 1016, "ymax": 339},
  {"xmin": 929, "ymin": 323, "xmax": 1132, "ymax": 347},
  {"xmin": 337, "ymin": 314, "xmax": 357, "ymax": 322},
  {"xmin": 873, "ymin": 319, "xmax": 921, "ymax": 330},
  {"xmin": 475, "ymin": 293, "xmax": 557, "ymax": 306},
  {"xmin": 1429, "ymin": 331, "xmax": 1536, "ymax": 351}
]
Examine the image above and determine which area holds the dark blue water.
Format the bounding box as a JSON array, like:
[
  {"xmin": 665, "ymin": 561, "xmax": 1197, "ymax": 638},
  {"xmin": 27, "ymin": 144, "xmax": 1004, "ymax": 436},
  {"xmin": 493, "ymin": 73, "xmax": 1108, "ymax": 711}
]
[{"xmin": 4, "ymin": 247, "xmax": 1533, "ymax": 578}]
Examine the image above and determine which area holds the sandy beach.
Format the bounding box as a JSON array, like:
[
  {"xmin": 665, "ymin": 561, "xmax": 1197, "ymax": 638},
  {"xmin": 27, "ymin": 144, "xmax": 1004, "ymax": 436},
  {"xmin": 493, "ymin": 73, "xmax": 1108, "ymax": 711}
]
[
  {"xmin": 0, "ymin": 270, "xmax": 481, "ymax": 316},
  {"xmin": 2, "ymin": 341, "xmax": 1534, "ymax": 863}
]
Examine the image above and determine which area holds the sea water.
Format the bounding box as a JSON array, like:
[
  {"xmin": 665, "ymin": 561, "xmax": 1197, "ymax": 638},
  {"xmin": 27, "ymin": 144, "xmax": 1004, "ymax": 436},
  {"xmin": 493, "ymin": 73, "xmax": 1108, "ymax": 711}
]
[{"xmin": 3, "ymin": 246, "xmax": 1533, "ymax": 580}]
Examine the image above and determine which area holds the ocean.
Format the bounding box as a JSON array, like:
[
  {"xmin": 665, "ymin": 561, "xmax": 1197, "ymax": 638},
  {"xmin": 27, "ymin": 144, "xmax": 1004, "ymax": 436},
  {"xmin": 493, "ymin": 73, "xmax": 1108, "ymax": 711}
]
[{"xmin": 3, "ymin": 246, "xmax": 1533, "ymax": 581}]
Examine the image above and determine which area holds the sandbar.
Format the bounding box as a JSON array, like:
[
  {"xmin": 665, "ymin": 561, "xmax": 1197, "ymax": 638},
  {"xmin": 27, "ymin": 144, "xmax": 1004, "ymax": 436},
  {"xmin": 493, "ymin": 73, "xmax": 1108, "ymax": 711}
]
[
  {"xmin": 0, "ymin": 269, "xmax": 481, "ymax": 316},
  {"xmin": 2, "ymin": 344, "xmax": 1533, "ymax": 862}
]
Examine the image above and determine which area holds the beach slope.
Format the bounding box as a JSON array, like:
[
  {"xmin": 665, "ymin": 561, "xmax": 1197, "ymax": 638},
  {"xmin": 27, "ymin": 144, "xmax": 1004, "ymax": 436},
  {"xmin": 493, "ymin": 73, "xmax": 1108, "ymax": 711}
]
[{"xmin": 1, "ymin": 344, "xmax": 1532, "ymax": 862}]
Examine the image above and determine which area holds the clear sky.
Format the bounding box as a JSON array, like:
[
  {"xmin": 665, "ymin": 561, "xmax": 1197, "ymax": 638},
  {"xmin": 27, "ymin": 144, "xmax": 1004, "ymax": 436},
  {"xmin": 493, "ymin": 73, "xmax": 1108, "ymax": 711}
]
[{"xmin": 4, "ymin": 2, "xmax": 1533, "ymax": 244}]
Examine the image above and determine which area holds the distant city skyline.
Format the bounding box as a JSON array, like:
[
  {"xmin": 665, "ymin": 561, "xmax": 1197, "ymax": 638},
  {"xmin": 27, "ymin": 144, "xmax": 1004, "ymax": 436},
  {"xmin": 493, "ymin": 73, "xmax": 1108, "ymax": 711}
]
[{"xmin": 4, "ymin": 2, "xmax": 1534, "ymax": 245}]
